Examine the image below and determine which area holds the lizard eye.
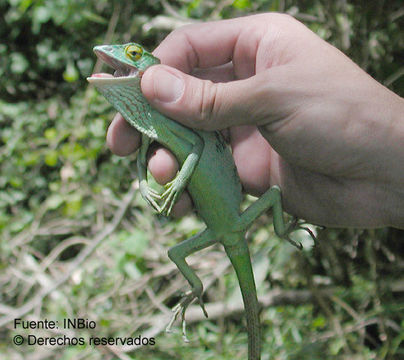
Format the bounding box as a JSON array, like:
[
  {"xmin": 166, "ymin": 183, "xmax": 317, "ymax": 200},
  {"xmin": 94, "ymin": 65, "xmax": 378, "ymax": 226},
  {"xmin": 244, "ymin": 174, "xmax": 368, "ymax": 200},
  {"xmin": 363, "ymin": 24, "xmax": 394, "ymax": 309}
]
[{"xmin": 125, "ymin": 44, "xmax": 143, "ymax": 61}]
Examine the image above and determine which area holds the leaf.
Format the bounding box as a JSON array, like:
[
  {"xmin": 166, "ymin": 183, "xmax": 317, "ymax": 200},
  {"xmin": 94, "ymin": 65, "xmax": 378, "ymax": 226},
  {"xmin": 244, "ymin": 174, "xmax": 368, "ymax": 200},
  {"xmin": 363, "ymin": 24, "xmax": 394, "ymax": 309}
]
[
  {"xmin": 311, "ymin": 316, "xmax": 326, "ymax": 329},
  {"xmin": 232, "ymin": 0, "xmax": 251, "ymax": 10},
  {"xmin": 46, "ymin": 194, "xmax": 64, "ymax": 210},
  {"xmin": 81, "ymin": 10, "xmax": 108, "ymax": 25},
  {"xmin": 123, "ymin": 262, "xmax": 142, "ymax": 279},
  {"xmin": 44, "ymin": 149, "xmax": 59, "ymax": 166},
  {"xmin": 118, "ymin": 229, "xmax": 149, "ymax": 257},
  {"xmin": 63, "ymin": 61, "xmax": 79, "ymax": 82},
  {"xmin": 9, "ymin": 176, "xmax": 23, "ymax": 188},
  {"xmin": 63, "ymin": 193, "xmax": 82, "ymax": 216},
  {"xmin": 10, "ymin": 53, "xmax": 29, "ymax": 74},
  {"xmin": 330, "ymin": 338, "xmax": 345, "ymax": 355},
  {"xmin": 44, "ymin": 128, "xmax": 58, "ymax": 141}
]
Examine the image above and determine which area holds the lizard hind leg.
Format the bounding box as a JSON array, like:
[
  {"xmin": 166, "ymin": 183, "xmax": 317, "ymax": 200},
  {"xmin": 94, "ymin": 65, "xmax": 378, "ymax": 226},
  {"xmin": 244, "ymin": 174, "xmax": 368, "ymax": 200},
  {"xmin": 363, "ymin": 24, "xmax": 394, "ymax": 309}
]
[
  {"xmin": 237, "ymin": 185, "xmax": 311, "ymax": 249},
  {"xmin": 166, "ymin": 228, "xmax": 217, "ymax": 342}
]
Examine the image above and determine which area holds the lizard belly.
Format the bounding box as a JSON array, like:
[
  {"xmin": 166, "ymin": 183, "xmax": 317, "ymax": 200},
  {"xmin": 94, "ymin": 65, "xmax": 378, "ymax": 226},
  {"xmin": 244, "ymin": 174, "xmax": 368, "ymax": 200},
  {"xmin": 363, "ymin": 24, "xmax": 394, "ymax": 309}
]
[{"xmin": 186, "ymin": 132, "xmax": 243, "ymax": 231}]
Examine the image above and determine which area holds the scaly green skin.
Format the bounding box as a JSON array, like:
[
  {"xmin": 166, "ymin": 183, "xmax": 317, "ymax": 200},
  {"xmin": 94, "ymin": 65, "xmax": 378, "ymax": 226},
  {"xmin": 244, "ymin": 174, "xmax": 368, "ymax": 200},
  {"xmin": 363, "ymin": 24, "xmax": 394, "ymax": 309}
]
[{"xmin": 88, "ymin": 43, "xmax": 305, "ymax": 360}]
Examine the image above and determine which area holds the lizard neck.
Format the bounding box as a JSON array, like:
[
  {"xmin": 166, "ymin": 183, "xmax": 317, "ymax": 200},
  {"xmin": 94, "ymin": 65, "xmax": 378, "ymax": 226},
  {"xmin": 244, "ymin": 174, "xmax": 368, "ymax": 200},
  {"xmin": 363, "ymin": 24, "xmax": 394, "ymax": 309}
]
[{"xmin": 93, "ymin": 77, "xmax": 158, "ymax": 138}]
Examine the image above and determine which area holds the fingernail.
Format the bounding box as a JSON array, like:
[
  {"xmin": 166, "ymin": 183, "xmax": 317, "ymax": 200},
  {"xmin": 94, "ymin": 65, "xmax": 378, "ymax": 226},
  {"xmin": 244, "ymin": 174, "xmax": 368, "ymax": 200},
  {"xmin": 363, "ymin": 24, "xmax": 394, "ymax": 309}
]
[{"xmin": 152, "ymin": 68, "xmax": 184, "ymax": 103}]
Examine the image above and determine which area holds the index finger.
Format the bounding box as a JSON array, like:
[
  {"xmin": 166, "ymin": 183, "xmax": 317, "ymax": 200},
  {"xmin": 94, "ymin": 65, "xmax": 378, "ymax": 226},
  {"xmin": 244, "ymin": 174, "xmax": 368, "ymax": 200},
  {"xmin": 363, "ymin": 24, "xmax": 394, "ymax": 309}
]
[{"xmin": 152, "ymin": 14, "xmax": 271, "ymax": 74}]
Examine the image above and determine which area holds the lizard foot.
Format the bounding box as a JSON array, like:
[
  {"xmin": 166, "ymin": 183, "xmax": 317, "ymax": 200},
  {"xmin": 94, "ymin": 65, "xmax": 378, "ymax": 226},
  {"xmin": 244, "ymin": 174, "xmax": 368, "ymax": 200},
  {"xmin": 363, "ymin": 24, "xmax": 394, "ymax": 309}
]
[
  {"xmin": 166, "ymin": 290, "xmax": 208, "ymax": 342},
  {"xmin": 139, "ymin": 183, "xmax": 162, "ymax": 212},
  {"xmin": 160, "ymin": 177, "xmax": 186, "ymax": 216},
  {"xmin": 283, "ymin": 217, "xmax": 318, "ymax": 249}
]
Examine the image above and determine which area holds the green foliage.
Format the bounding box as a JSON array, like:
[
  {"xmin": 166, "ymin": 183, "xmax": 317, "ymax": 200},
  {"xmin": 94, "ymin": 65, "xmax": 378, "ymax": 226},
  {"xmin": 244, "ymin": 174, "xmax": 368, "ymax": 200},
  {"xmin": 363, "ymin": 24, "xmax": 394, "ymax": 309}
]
[
  {"xmin": 0, "ymin": 0, "xmax": 164, "ymax": 102},
  {"xmin": 1, "ymin": 0, "xmax": 403, "ymax": 359},
  {"xmin": 1, "ymin": 0, "xmax": 105, "ymax": 100}
]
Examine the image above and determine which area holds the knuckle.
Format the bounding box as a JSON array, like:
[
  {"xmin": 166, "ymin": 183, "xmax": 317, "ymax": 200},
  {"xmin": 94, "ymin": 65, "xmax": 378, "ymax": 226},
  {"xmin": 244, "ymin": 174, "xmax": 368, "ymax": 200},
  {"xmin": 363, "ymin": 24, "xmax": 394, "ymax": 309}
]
[
  {"xmin": 265, "ymin": 12, "xmax": 293, "ymax": 22},
  {"xmin": 166, "ymin": 24, "xmax": 199, "ymax": 48},
  {"xmin": 271, "ymin": 12, "xmax": 299, "ymax": 27},
  {"xmin": 276, "ymin": 13, "xmax": 294, "ymax": 21},
  {"xmin": 166, "ymin": 25, "xmax": 188, "ymax": 41},
  {"xmin": 195, "ymin": 80, "xmax": 220, "ymax": 130}
]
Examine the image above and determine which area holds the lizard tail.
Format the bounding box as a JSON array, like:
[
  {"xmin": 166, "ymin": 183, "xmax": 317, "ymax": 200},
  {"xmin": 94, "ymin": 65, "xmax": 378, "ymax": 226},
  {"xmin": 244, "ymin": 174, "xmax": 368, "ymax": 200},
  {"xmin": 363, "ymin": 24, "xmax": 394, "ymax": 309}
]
[{"xmin": 223, "ymin": 236, "xmax": 261, "ymax": 360}]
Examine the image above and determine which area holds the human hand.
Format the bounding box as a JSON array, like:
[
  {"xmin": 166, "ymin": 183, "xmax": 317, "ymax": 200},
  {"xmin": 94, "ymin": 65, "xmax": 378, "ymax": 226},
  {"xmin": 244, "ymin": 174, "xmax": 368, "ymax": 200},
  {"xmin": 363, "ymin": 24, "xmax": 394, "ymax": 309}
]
[{"xmin": 107, "ymin": 13, "xmax": 404, "ymax": 228}]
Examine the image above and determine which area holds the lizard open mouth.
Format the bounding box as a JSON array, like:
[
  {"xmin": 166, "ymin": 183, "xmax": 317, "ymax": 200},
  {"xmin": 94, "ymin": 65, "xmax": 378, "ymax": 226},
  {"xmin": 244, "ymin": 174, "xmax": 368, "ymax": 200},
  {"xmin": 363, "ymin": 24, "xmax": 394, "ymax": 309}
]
[{"xmin": 87, "ymin": 48, "xmax": 140, "ymax": 82}]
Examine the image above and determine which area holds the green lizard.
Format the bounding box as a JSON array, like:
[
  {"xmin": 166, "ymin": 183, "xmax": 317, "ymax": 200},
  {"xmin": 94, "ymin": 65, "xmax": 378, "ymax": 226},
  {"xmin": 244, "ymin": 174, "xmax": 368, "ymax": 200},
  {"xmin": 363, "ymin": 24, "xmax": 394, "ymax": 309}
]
[{"xmin": 87, "ymin": 43, "xmax": 312, "ymax": 360}]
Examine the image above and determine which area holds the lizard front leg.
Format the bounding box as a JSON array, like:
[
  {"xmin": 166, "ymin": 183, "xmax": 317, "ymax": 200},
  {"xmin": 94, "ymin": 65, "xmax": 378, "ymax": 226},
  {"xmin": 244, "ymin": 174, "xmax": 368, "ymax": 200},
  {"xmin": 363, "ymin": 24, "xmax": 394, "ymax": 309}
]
[
  {"xmin": 137, "ymin": 126, "xmax": 204, "ymax": 216},
  {"xmin": 159, "ymin": 120, "xmax": 204, "ymax": 216},
  {"xmin": 166, "ymin": 228, "xmax": 217, "ymax": 341}
]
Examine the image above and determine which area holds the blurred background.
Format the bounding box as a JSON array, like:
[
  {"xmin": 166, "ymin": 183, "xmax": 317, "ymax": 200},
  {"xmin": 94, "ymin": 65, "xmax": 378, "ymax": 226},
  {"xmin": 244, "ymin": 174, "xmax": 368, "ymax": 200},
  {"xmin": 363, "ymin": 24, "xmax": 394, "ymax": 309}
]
[{"xmin": 0, "ymin": 0, "xmax": 403, "ymax": 359}]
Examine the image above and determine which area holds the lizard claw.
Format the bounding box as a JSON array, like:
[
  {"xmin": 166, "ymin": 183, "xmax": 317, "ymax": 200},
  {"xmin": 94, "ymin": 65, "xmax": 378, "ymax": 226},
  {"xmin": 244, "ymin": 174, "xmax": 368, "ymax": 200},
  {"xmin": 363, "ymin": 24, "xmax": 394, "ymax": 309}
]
[
  {"xmin": 282, "ymin": 217, "xmax": 317, "ymax": 249},
  {"xmin": 199, "ymin": 296, "xmax": 208, "ymax": 318},
  {"xmin": 284, "ymin": 235, "xmax": 303, "ymax": 250},
  {"xmin": 166, "ymin": 289, "xmax": 208, "ymax": 342}
]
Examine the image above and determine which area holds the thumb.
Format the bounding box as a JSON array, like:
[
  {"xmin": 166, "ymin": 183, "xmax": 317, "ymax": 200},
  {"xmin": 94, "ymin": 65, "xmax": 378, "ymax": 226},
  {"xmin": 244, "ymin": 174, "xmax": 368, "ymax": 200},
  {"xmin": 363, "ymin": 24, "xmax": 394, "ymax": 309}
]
[{"xmin": 141, "ymin": 64, "xmax": 273, "ymax": 131}]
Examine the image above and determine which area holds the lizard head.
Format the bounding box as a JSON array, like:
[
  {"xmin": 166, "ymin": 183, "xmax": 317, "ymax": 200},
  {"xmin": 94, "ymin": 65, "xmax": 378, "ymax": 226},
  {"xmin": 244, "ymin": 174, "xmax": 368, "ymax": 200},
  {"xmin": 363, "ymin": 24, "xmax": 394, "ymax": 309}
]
[{"xmin": 87, "ymin": 43, "xmax": 160, "ymax": 83}]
